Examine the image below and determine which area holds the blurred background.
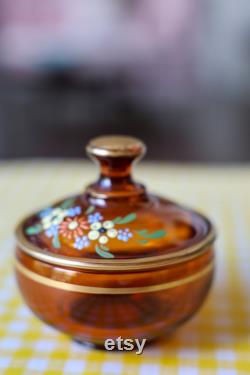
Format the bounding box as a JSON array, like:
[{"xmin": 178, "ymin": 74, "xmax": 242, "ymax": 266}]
[{"xmin": 0, "ymin": 0, "xmax": 250, "ymax": 162}]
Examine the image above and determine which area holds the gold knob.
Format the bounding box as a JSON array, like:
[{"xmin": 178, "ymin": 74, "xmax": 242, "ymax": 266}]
[{"xmin": 86, "ymin": 135, "xmax": 146, "ymax": 158}]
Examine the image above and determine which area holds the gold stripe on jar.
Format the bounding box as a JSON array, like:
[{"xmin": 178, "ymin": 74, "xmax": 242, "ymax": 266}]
[{"xmin": 15, "ymin": 259, "xmax": 214, "ymax": 295}]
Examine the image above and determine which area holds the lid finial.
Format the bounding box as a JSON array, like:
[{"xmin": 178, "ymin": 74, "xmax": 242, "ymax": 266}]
[
  {"xmin": 86, "ymin": 135, "xmax": 146, "ymax": 198},
  {"xmin": 86, "ymin": 135, "xmax": 146, "ymax": 159}
]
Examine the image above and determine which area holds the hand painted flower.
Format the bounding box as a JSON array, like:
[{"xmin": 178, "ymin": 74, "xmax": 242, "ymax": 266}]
[
  {"xmin": 117, "ymin": 228, "xmax": 133, "ymax": 242},
  {"xmin": 88, "ymin": 212, "xmax": 103, "ymax": 224},
  {"xmin": 39, "ymin": 207, "xmax": 53, "ymax": 219},
  {"xmin": 74, "ymin": 236, "xmax": 90, "ymax": 250},
  {"xmin": 88, "ymin": 220, "xmax": 117, "ymax": 244},
  {"xmin": 67, "ymin": 206, "xmax": 82, "ymax": 217},
  {"xmin": 41, "ymin": 207, "xmax": 68, "ymax": 230},
  {"xmin": 59, "ymin": 217, "xmax": 89, "ymax": 240},
  {"xmin": 45, "ymin": 224, "xmax": 59, "ymax": 238}
]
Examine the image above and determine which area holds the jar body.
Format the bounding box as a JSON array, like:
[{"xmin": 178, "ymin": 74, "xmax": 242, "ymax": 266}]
[{"xmin": 15, "ymin": 246, "xmax": 214, "ymax": 345}]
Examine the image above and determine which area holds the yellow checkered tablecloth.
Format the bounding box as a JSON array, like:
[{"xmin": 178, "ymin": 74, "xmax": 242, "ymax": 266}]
[{"xmin": 0, "ymin": 160, "xmax": 250, "ymax": 375}]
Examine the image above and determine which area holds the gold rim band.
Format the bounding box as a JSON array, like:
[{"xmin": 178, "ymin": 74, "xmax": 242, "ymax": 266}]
[
  {"xmin": 15, "ymin": 259, "xmax": 214, "ymax": 295},
  {"xmin": 15, "ymin": 219, "xmax": 216, "ymax": 271}
]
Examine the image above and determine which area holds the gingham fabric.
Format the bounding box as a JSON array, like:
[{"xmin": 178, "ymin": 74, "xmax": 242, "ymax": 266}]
[{"xmin": 0, "ymin": 161, "xmax": 249, "ymax": 375}]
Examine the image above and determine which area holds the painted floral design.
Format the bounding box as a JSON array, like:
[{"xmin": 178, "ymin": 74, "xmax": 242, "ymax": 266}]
[
  {"xmin": 88, "ymin": 220, "xmax": 118, "ymax": 244},
  {"xmin": 67, "ymin": 206, "xmax": 82, "ymax": 217},
  {"xmin": 88, "ymin": 212, "xmax": 103, "ymax": 224},
  {"xmin": 59, "ymin": 217, "xmax": 89, "ymax": 240},
  {"xmin": 40, "ymin": 207, "xmax": 68, "ymax": 230},
  {"xmin": 117, "ymin": 228, "xmax": 133, "ymax": 242},
  {"xmin": 25, "ymin": 198, "xmax": 166, "ymax": 259},
  {"xmin": 74, "ymin": 236, "xmax": 90, "ymax": 250},
  {"xmin": 45, "ymin": 225, "xmax": 59, "ymax": 238}
]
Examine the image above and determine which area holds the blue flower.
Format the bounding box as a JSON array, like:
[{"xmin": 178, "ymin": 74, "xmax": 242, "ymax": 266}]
[
  {"xmin": 88, "ymin": 212, "xmax": 103, "ymax": 224},
  {"xmin": 117, "ymin": 228, "xmax": 133, "ymax": 242},
  {"xmin": 74, "ymin": 236, "xmax": 90, "ymax": 250},
  {"xmin": 45, "ymin": 225, "xmax": 59, "ymax": 238},
  {"xmin": 39, "ymin": 207, "xmax": 53, "ymax": 219},
  {"xmin": 67, "ymin": 206, "xmax": 82, "ymax": 217}
]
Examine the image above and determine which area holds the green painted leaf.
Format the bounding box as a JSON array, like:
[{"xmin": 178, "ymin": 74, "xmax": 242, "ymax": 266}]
[
  {"xmin": 25, "ymin": 224, "xmax": 43, "ymax": 235},
  {"xmin": 95, "ymin": 245, "xmax": 114, "ymax": 259},
  {"xmin": 137, "ymin": 239, "xmax": 148, "ymax": 245},
  {"xmin": 85, "ymin": 205, "xmax": 95, "ymax": 215},
  {"xmin": 52, "ymin": 235, "xmax": 61, "ymax": 249},
  {"xmin": 60, "ymin": 197, "xmax": 75, "ymax": 209},
  {"xmin": 119, "ymin": 213, "xmax": 137, "ymax": 224},
  {"xmin": 147, "ymin": 230, "xmax": 166, "ymax": 239},
  {"xmin": 113, "ymin": 213, "xmax": 137, "ymax": 225},
  {"xmin": 112, "ymin": 216, "xmax": 122, "ymax": 224},
  {"xmin": 139, "ymin": 230, "xmax": 166, "ymax": 239},
  {"xmin": 136, "ymin": 229, "xmax": 148, "ymax": 236},
  {"xmin": 100, "ymin": 244, "xmax": 109, "ymax": 251}
]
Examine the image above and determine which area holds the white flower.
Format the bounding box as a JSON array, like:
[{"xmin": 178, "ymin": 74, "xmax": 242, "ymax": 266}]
[
  {"xmin": 41, "ymin": 208, "xmax": 68, "ymax": 230},
  {"xmin": 88, "ymin": 220, "xmax": 117, "ymax": 244}
]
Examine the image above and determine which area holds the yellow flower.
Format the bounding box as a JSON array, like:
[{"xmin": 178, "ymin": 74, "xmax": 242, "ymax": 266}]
[{"xmin": 88, "ymin": 220, "xmax": 117, "ymax": 244}]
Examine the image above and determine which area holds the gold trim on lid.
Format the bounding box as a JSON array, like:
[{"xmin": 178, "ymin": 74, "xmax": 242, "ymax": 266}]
[
  {"xmin": 15, "ymin": 218, "xmax": 216, "ymax": 272},
  {"xmin": 15, "ymin": 259, "xmax": 214, "ymax": 294},
  {"xmin": 86, "ymin": 135, "xmax": 146, "ymax": 158}
]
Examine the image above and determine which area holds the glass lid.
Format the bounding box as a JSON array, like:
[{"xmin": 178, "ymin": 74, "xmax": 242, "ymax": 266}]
[{"xmin": 16, "ymin": 135, "xmax": 215, "ymax": 270}]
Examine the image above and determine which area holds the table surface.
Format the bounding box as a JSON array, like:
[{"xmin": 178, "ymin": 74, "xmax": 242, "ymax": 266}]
[{"xmin": 0, "ymin": 160, "xmax": 250, "ymax": 375}]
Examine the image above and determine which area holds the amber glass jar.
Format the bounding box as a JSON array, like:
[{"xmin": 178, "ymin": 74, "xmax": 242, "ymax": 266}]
[{"xmin": 15, "ymin": 135, "xmax": 216, "ymax": 346}]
